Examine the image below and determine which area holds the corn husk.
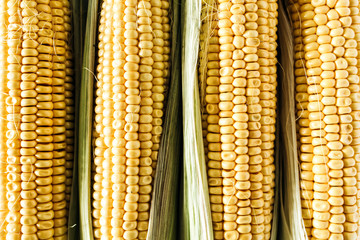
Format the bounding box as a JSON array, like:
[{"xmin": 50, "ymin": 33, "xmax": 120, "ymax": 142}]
[
  {"xmin": 181, "ymin": 0, "xmax": 214, "ymax": 238},
  {"xmin": 278, "ymin": 1, "xmax": 307, "ymax": 239},
  {"xmin": 68, "ymin": 0, "xmax": 88, "ymax": 239},
  {"xmin": 146, "ymin": 0, "xmax": 182, "ymax": 239},
  {"xmin": 78, "ymin": 0, "xmax": 99, "ymax": 239}
]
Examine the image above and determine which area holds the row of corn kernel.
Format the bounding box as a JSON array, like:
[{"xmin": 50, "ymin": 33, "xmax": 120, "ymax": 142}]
[
  {"xmin": 342, "ymin": 0, "xmax": 359, "ymax": 238},
  {"xmin": 162, "ymin": 0, "xmax": 170, "ymax": 91},
  {"xmin": 101, "ymin": 0, "xmax": 114, "ymax": 238},
  {"xmin": 112, "ymin": 0, "xmax": 127, "ymax": 239},
  {"xmin": 150, "ymin": 0, "xmax": 162, "ymax": 173},
  {"xmin": 199, "ymin": 0, "xmax": 222, "ymax": 237},
  {"xmin": 217, "ymin": 0, "xmax": 237, "ymax": 238},
  {"xmin": 351, "ymin": 0, "xmax": 360, "ymax": 234},
  {"xmin": 63, "ymin": 0, "xmax": 75, "ymax": 208},
  {"xmin": 6, "ymin": 0, "xmax": 23, "ymax": 239},
  {"xmin": 53, "ymin": 0, "xmax": 72, "ymax": 237},
  {"xmin": 150, "ymin": 0, "xmax": 168, "ymax": 172},
  {"xmin": 257, "ymin": 4, "xmax": 272, "ymax": 238},
  {"xmin": 0, "ymin": 0, "xmax": 8, "ymax": 237},
  {"xmin": 123, "ymin": 0, "xmax": 141, "ymax": 237},
  {"xmin": 92, "ymin": 0, "xmax": 107, "ymax": 237},
  {"xmin": 263, "ymin": 1, "xmax": 278, "ymax": 237},
  {"xmin": 245, "ymin": 0, "xmax": 265, "ymax": 238},
  {"xmin": 137, "ymin": 0, "xmax": 153, "ymax": 237},
  {"xmin": 199, "ymin": 0, "xmax": 215, "ymax": 167}
]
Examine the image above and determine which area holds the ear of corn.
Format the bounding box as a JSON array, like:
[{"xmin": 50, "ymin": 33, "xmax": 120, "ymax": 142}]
[
  {"xmin": 0, "ymin": 0, "xmax": 74, "ymax": 239},
  {"xmin": 199, "ymin": 0, "xmax": 278, "ymax": 238},
  {"xmin": 290, "ymin": 0, "xmax": 360, "ymax": 238},
  {"xmin": 91, "ymin": 0, "xmax": 170, "ymax": 238}
]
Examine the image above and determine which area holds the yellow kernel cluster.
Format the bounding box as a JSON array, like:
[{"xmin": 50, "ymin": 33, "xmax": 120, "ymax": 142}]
[
  {"xmin": 0, "ymin": 0, "xmax": 74, "ymax": 239},
  {"xmin": 91, "ymin": 0, "xmax": 170, "ymax": 239},
  {"xmin": 200, "ymin": 0, "xmax": 278, "ymax": 239},
  {"xmin": 291, "ymin": 0, "xmax": 360, "ymax": 238}
]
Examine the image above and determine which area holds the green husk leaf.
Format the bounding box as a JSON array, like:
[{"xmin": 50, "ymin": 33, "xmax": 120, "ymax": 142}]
[
  {"xmin": 278, "ymin": 2, "xmax": 307, "ymax": 239},
  {"xmin": 68, "ymin": 0, "xmax": 88, "ymax": 239},
  {"xmin": 78, "ymin": 1, "xmax": 99, "ymax": 240},
  {"xmin": 147, "ymin": 0, "xmax": 182, "ymax": 238},
  {"xmin": 181, "ymin": 0, "xmax": 213, "ymax": 238}
]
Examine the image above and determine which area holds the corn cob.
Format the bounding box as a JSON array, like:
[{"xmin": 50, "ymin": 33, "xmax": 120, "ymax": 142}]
[
  {"xmin": 137, "ymin": 0, "xmax": 153, "ymax": 237},
  {"xmin": 0, "ymin": 0, "xmax": 74, "ymax": 239},
  {"xmin": 91, "ymin": 0, "xmax": 170, "ymax": 238},
  {"xmin": 291, "ymin": 0, "xmax": 360, "ymax": 238},
  {"xmin": 200, "ymin": 0, "xmax": 278, "ymax": 238}
]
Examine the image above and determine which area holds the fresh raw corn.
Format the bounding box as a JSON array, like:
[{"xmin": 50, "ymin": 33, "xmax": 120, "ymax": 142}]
[
  {"xmin": 0, "ymin": 0, "xmax": 75, "ymax": 239},
  {"xmin": 290, "ymin": 0, "xmax": 360, "ymax": 238},
  {"xmin": 91, "ymin": 0, "xmax": 170, "ymax": 239},
  {"xmin": 199, "ymin": 0, "xmax": 278, "ymax": 238}
]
